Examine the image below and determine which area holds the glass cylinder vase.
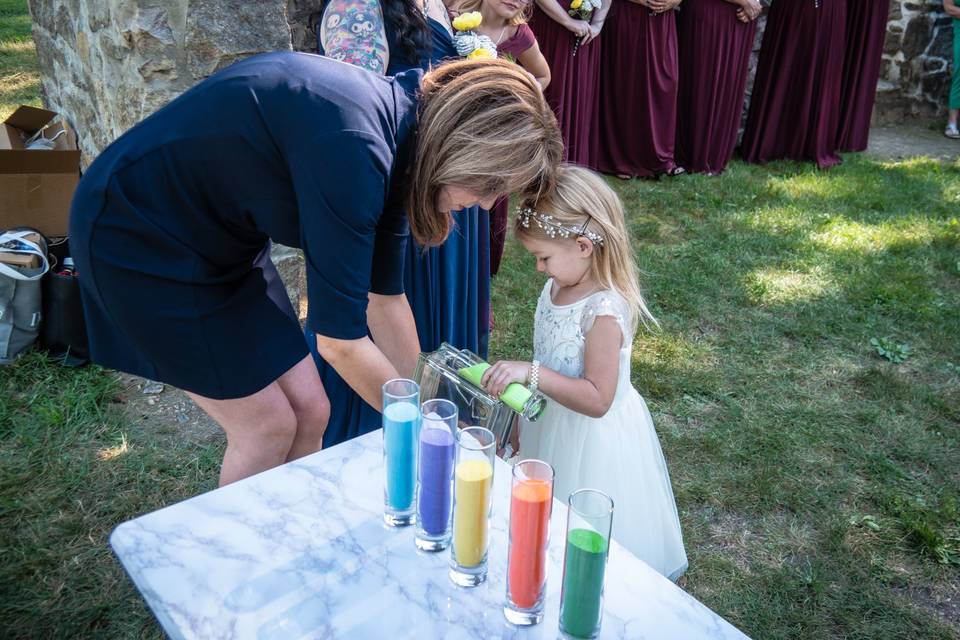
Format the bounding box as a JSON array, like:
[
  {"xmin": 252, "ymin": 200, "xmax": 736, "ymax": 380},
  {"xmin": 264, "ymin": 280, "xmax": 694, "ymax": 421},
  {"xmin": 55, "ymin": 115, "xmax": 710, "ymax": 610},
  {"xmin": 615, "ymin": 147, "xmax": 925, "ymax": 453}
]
[
  {"xmin": 449, "ymin": 426, "xmax": 496, "ymax": 587},
  {"xmin": 382, "ymin": 378, "xmax": 420, "ymax": 527},
  {"xmin": 559, "ymin": 489, "xmax": 614, "ymax": 638},
  {"xmin": 415, "ymin": 398, "xmax": 457, "ymax": 551},
  {"xmin": 504, "ymin": 459, "xmax": 554, "ymax": 626}
]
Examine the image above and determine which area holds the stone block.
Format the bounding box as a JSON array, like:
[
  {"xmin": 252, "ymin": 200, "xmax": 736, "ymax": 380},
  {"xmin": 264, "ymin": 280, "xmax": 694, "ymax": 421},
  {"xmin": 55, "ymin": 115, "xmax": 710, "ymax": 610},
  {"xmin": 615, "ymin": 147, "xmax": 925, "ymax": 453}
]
[{"xmin": 901, "ymin": 13, "xmax": 932, "ymax": 58}]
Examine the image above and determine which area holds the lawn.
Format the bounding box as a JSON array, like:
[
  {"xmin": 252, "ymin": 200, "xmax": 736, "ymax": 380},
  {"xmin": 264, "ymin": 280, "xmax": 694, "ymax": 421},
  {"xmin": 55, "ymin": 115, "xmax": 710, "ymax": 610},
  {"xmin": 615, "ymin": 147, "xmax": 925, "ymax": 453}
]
[
  {"xmin": 0, "ymin": 0, "xmax": 40, "ymax": 119},
  {"xmin": 1, "ymin": 0, "xmax": 959, "ymax": 638}
]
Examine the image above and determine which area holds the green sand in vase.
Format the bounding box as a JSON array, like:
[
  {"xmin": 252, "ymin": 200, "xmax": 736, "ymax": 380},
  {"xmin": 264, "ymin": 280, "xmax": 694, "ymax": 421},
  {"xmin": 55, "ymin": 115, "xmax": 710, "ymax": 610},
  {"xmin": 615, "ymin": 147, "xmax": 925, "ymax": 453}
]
[{"xmin": 560, "ymin": 528, "xmax": 608, "ymax": 638}]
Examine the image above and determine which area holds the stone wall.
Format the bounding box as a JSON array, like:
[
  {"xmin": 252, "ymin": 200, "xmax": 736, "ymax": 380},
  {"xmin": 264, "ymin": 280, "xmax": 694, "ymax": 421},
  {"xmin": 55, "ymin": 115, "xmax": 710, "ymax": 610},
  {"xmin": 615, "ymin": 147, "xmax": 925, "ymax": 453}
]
[
  {"xmin": 744, "ymin": 1, "xmax": 955, "ymax": 124},
  {"xmin": 28, "ymin": 0, "xmax": 294, "ymax": 164},
  {"xmin": 877, "ymin": 0, "xmax": 956, "ymax": 123}
]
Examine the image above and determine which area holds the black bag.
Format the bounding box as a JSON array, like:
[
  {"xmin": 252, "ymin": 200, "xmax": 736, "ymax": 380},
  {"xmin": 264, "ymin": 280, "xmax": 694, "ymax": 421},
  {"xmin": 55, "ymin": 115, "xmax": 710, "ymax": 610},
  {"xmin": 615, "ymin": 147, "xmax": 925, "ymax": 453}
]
[{"xmin": 41, "ymin": 237, "xmax": 89, "ymax": 366}]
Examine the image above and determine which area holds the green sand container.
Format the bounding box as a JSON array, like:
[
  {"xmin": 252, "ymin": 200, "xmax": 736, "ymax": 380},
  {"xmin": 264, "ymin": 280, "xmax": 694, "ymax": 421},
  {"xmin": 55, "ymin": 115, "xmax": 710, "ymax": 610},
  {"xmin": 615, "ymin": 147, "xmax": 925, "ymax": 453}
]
[
  {"xmin": 457, "ymin": 362, "xmax": 534, "ymax": 414},
  {"xmin": 560, "ymin": 528, "xmax": 608, "ymax": 638}
]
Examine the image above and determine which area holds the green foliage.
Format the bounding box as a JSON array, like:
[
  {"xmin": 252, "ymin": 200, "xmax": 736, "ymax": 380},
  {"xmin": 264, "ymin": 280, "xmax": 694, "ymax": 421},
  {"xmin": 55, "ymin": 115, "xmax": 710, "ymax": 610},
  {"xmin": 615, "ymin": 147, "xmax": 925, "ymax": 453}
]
[{"xmin": 870, "ymin": 336, "xmax": 912, "ymax": 363}]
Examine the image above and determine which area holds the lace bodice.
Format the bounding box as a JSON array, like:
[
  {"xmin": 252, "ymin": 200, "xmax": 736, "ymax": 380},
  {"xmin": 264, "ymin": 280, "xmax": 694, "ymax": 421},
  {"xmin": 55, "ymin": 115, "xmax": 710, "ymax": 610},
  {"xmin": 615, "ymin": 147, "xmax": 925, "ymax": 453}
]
[{"xmin": 532, "ymin": 280, "xmax": 635, "ymax": 383}]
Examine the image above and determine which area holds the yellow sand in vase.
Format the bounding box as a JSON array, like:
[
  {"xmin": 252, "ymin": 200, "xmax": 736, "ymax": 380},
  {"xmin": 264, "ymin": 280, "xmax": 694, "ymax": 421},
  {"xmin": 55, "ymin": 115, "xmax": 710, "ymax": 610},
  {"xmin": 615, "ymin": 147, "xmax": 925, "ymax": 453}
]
[{"xmin": 452, "ymin": 459, "xmax": 493, "ymax": 566}]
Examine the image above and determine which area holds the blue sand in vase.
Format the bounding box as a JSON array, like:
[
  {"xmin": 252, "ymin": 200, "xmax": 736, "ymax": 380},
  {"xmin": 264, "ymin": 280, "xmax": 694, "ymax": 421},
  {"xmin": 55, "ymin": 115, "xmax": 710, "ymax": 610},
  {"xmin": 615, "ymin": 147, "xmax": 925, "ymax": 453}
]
[{"xmin": 383, "ymin": 401, "xmax": 420, "ymax": 510}]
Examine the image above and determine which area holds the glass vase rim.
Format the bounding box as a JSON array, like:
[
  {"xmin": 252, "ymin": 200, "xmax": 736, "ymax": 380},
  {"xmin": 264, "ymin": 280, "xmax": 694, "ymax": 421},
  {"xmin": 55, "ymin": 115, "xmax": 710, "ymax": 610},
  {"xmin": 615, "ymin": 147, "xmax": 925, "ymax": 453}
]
[
  {"xmin": 512, "ymin": 458, "xmax": 555, "ymax": 483},
  {"xmin": 568, "ymin": 488, "xmax": 614, "ymax": 518},
  {"xmin": 382, "ymin": 377, "xmax": 420, "ymax": 401},
  {"xmin": 421, "ymin": 397, "xmax": 458, "ymax": 418},
  {"xmin": 456, "ymin": 425, "xmax": 496, "ymax": 451}
]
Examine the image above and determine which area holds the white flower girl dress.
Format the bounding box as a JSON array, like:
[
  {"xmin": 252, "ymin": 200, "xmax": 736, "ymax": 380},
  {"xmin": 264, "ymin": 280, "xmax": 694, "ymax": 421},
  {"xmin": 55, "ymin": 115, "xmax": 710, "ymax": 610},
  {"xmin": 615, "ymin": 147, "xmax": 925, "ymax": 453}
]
[{"xmin": 519, "ymin": 279, "xmax": 688, "ymax": 580}]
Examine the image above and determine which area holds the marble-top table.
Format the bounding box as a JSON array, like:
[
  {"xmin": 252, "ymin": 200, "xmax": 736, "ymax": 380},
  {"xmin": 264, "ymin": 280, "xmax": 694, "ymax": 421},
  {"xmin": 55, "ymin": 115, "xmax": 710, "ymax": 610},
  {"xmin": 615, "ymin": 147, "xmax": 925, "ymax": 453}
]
[{"xmin": 111, "ymin": 430, "xmax": 750, "ymax": 639}]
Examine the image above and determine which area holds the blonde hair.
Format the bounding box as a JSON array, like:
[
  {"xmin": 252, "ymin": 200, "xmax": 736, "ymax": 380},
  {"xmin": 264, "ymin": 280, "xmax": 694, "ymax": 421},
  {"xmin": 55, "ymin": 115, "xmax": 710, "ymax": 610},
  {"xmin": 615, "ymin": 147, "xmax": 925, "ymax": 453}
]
[
  {"xmin": 516, "ymin": 164, "xmax": 658, "ymax": 329},
  {"xmin": 453, "ymin": 0, "xmax": 531, "ymax": 26},
  {"xmin": 408, "ymin": 58, "xmax": 562, "ymax": 247}
]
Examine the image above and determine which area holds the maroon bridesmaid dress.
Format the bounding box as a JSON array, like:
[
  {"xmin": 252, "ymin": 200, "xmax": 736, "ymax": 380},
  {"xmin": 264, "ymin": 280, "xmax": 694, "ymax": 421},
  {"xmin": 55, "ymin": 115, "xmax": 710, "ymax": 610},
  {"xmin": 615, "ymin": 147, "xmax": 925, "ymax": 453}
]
[
  {"xmin": 490, "ymin": 24, "xmax": 539, "ymax": 278},
  {"xmin": 740, "ymin": 0, "xmax": 847, "ymax": 169},
  {"xmin": 836, "ymin": 0, "xmax": 890, "ymax": 152},
  {"xmin": 596, "ymin": 1, "xmax": 680, "ymax": 177},
  {"xmin": 530, "ymin": 0, "xmax": 601, "ymax": 167},
  {"xmin": 676, "ymin": 0, "xmax": 757, "ymax": 174}
]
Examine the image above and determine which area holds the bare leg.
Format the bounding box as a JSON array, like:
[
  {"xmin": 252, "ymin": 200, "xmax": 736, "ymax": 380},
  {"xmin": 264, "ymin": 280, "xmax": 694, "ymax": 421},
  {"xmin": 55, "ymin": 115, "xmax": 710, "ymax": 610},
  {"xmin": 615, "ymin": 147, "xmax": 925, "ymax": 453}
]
[
  {"xmin": 949, "ymin": 109, "xmax": 959, "ymax": 128},
  {"xmin": 186, "ymin": 384, "xmax": 298, "ymax": 486},
  {"xmin": 275, "ymin": 354, "xmax": 331, "ymax": 461}
]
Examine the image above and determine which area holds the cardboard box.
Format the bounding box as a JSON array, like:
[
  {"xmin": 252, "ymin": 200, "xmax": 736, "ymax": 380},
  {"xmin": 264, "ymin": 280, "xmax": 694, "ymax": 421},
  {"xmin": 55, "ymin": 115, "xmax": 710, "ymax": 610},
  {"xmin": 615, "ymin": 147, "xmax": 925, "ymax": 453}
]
[{"xmin": 0, "ymin": 106, "xmax": 81, "ymax": 238}]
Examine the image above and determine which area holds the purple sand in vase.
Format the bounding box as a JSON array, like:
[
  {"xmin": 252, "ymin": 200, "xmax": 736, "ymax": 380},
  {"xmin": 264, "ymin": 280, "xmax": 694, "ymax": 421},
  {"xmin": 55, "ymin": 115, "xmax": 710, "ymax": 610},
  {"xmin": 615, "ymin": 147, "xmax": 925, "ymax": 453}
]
[{"xmin": 417, "ymin": 417, "xmax": 456, "ymax": 537}]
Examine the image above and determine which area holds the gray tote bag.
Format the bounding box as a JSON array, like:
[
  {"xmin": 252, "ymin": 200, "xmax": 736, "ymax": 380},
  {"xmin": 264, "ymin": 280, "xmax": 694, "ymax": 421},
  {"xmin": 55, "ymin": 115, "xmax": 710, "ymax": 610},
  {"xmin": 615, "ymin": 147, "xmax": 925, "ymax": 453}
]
[{"xmin": 0, "ymin": 229, "xmax": 50, "ymax": 364}]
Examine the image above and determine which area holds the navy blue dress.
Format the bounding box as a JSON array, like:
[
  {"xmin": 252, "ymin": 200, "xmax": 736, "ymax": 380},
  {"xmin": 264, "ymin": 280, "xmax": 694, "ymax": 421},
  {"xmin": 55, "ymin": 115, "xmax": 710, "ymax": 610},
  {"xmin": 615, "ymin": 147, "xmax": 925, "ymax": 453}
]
[
  {"xmin": 70, "ymin": 52, "xmax": 422, "ymax": 400},
  {"xmin": 313, "ymin": 17, "xmax": 491, "ymax": 447}
]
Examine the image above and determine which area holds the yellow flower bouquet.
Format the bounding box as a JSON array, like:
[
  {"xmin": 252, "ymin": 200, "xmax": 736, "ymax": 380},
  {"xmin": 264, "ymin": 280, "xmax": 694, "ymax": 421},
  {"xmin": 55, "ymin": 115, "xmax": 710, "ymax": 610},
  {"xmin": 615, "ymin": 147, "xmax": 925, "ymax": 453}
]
[{"xmin": 451, "ymin": 11, "xmax": 499, "ymax": 59}]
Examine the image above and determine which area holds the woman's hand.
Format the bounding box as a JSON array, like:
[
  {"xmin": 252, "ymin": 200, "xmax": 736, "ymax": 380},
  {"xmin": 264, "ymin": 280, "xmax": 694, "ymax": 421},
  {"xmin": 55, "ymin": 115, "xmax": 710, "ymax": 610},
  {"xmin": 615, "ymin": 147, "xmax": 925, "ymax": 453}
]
[
  {"xmin": 647, "ymin": 0, "xmax": 680, "ymax": 13},
  {"xmin": 580, "ymin": 22, "xmax": 602, "ymax": 45},
  {"xmin": 480, "ymin": 360, "xmax": 531, "ymax": 398},
  {"xmin": 737, "ymin": 0, "xmax": 761, "ymax": 21},
  {"xmin": 566, "ymin": 18, "xmax": 590, "ymax": 38}
]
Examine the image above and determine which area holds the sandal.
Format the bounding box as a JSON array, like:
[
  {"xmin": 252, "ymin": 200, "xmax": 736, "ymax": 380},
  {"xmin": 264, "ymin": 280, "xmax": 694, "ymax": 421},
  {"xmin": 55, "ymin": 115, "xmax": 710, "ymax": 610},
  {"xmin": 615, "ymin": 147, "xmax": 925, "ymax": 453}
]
[
  {"xmin": 663, "ymin": 166, "xmax": 687, "ymax": 177},
  {"xmin": 945, "ymin": 123, "xmax": 960, "ymax": 140},
  {"xmin": 616, "ymin": 173, "xmax": 632, "ymax": 180}
]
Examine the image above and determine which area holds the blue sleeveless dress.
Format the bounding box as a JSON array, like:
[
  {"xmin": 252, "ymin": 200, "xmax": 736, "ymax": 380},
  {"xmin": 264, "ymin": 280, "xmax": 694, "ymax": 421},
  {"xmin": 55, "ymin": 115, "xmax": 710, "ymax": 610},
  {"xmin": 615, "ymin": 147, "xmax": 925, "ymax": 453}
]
[{"xmin": 313, "ymin": 17, "xmax": 491, "ymax": 447}]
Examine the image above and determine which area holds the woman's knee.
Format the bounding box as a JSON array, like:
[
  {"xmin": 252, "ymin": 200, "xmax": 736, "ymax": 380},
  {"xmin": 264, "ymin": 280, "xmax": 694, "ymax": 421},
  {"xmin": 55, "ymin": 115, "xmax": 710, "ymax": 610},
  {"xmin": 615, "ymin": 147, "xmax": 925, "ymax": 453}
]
[
  {"xmin": 294, "ymin": 393, "xmax": 331, "ymax": 434},
  {"xmin": 209, "ymin": 389, "xmax": 299, "ymax": 453}
]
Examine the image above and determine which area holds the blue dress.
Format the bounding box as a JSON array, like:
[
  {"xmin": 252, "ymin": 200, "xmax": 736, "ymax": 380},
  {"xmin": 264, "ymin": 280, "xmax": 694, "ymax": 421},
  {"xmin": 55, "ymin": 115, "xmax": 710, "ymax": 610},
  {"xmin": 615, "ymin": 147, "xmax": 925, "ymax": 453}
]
[
  {"xmin": 69, "ymin": 52, "xmax": 422, "ymax": 399},
  {"xmin": 314, "ymin": 17, "xmax": 491, "ymax": 447}
]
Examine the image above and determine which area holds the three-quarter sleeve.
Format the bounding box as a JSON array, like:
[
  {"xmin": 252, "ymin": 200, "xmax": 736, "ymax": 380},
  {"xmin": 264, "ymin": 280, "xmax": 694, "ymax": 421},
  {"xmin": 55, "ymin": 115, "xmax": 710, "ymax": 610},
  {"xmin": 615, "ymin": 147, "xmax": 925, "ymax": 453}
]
[{"xmin": 288, "ymin": 131, "xmax": 404, "ymax": 339}]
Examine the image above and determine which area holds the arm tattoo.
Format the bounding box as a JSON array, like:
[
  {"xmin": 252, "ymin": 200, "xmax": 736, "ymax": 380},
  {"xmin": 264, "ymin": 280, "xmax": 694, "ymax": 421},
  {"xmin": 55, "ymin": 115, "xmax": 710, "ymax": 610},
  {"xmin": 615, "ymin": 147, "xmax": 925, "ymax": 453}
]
[{"xmin": 320, "ymin": 0, "xmax": 389, "ymax": 75}]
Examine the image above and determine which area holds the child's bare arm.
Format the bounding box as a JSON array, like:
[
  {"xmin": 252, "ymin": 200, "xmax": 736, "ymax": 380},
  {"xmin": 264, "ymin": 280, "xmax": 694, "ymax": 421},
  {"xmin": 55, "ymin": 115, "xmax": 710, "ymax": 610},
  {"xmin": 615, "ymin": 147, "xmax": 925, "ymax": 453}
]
[
  {"xmin": 517, "ymin": 42, "xmax": 552, "ymax": 90},
  {"xmin": 481, "ymin": 317, "xmax": 622, "ymax": 418}
]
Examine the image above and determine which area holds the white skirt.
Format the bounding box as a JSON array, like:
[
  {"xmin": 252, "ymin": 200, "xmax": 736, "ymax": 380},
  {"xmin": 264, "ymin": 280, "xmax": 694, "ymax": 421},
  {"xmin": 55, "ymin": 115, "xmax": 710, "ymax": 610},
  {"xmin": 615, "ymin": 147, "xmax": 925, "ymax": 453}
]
[{"xmin": 520, "ymin": 388, "xmax": 688, "ymax": 581}]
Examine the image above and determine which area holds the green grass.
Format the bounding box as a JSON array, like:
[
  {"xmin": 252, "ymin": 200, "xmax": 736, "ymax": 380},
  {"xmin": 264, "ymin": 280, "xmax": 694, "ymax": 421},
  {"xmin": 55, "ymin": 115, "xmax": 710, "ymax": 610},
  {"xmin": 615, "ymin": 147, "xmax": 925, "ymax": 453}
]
[
  {"xmin": 1, "ymin": 0, "xmax": 959, "ymax": 636},
  {"xmin": 0, "ymin": 0, "xmax": 40, "ymax": 119}
]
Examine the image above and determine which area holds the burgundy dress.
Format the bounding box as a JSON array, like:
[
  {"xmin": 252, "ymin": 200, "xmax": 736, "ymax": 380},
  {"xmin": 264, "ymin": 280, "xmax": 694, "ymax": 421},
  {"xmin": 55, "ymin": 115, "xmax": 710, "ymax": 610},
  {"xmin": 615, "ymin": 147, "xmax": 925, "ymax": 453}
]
[
  {"xmin": 740, "ymin": 0, "xmax": 847, "ymax": 168},
  {"xmin": 836, "ymin": 0, "xmax": 890, "ymax": 152},
  {"xmin": 530, "ymin": 1, "xmax": 601, "ymax": 167},
  {"xmin": 596, "ymin": 1, "xmax": 679, "ymax": 177},
  {"xmin": 676, "ymin": 0, "xmax": 757, "ymax": 174},
  {"xmin": 490, "ymin": 24, "xmax": 539, "ymax": 278}
]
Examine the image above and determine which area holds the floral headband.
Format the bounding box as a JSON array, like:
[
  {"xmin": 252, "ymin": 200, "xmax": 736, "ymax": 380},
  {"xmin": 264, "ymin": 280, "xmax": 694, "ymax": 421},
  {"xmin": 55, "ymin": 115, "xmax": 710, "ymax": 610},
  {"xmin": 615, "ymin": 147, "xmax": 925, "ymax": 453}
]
[{"xmin": 517, "ymin": 207, "xmax": 605, "ymax": 246}]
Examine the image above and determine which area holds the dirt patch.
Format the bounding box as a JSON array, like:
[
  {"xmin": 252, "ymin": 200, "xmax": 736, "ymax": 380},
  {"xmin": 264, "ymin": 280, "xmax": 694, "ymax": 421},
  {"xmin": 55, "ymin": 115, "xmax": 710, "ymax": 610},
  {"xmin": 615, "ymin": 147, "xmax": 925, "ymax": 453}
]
[
  {"xmin": 867, "ymin": 123, "xmax": 959, "ymax": 164},
  {"xmin": 111, "ymin": 374, "xmax": 221, "ymax": 443}
]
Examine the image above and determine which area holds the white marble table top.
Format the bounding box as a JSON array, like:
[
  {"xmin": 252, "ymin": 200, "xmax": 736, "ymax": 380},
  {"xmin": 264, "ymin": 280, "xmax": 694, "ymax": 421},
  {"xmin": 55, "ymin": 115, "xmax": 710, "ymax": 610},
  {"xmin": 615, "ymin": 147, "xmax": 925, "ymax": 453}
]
[{"xmin": 111, "ymin": 430, "xmax": 750, "ymax": 640}]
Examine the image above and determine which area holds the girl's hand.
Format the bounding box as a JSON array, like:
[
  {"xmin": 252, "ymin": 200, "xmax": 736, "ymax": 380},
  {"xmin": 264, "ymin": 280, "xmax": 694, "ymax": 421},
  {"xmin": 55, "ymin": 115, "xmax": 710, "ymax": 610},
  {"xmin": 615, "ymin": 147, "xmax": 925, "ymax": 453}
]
[{"xmin": 480, "ymin": 360, "xmax": 531, "ymax": 398}]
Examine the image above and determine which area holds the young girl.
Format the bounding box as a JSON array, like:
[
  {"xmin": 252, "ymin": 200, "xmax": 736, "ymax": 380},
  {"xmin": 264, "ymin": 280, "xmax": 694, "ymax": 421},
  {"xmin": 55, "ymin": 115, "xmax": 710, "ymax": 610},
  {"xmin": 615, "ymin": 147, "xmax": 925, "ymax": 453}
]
[
  {"xmin": 447, "ymin": 0, "xmax": 551, "ymax": 89},
  {"xmin": 481, "ymin": 164, "xmax": 688, "ymax": 580}
]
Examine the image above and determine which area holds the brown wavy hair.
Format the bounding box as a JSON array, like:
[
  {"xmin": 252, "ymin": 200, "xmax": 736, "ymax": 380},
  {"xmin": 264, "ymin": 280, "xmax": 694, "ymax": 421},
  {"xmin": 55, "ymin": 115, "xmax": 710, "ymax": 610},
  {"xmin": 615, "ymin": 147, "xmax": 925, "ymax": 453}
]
[{"xmin": 407, "ymin": 57, "xmax": 562, "ymax": 247}]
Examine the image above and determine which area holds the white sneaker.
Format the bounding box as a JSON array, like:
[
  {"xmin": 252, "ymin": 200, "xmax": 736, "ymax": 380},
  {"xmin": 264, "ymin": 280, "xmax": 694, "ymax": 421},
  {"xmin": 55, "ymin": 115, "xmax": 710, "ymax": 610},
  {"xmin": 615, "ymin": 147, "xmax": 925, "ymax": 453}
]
[{"xmin": 945, "ymin": 123, "xmax": 960, "ymax": 139}]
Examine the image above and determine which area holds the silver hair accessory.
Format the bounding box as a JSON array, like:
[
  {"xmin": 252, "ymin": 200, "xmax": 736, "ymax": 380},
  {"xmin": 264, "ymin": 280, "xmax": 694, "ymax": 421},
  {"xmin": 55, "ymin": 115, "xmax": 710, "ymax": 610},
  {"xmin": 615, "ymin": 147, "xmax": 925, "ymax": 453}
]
[{"xmin": 517, "ymin": 207, "xmax": 604, "ymax": 245}]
